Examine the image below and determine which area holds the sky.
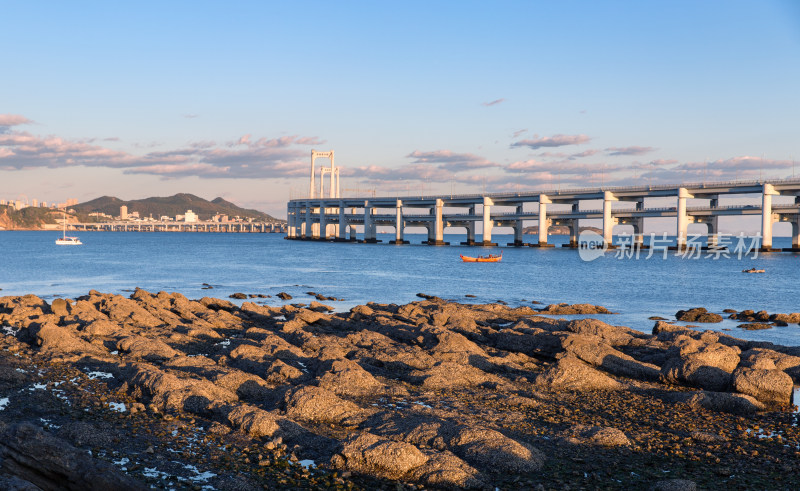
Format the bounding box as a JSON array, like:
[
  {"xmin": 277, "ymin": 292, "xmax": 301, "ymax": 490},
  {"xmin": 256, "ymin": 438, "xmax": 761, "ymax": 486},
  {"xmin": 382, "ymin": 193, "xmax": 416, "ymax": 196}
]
[{"xmin": 2, "ymin": 0, "xmax": 800, "ymax": 218}]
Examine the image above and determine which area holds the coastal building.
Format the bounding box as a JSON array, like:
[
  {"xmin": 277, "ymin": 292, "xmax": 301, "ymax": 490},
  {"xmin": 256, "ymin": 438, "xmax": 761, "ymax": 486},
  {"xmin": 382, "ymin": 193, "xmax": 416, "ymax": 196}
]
[
  {"xmin": 120, "ymin": 205, "xmax": 128, "ymax": 220},
  {"xmin": 184, "ymin": 210, "xmax": 198, "ymax": 223}
]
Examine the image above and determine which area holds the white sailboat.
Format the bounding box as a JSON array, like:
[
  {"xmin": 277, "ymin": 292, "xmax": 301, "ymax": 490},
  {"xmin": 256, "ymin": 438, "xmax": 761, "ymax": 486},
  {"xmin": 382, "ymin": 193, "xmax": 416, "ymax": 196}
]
[{"xmin": 55, "ymin": 210, "xmax": 82, "ymax": 245}]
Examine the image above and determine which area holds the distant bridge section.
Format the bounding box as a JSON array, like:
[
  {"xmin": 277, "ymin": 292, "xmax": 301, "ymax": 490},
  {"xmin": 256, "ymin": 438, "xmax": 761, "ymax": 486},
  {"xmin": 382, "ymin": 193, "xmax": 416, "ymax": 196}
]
[
  {"xmin": 286, "ymin": 178, "xmax": 800, "ymax": 252},
  {"xmin": 72, "ymin": 221, "xmax": 287, "ymax": 233}
]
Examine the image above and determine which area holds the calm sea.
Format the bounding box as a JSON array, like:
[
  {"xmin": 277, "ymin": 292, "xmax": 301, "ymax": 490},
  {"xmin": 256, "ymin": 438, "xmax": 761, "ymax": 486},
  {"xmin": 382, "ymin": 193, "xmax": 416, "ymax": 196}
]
[{"xmin": 2, "ymin": 231, "xmax": 799, "ymax": 345}]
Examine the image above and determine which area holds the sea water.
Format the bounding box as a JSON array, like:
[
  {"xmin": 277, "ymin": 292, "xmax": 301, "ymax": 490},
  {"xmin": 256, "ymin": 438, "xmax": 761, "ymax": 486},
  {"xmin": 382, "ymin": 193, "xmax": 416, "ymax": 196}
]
[{"xmin": 1, "ymin": 231, "xmax": 798, "ymax": 345}]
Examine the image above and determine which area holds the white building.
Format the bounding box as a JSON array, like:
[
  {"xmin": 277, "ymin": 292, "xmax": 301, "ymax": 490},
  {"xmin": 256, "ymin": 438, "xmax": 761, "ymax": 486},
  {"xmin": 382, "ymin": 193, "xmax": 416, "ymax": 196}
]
[{"xmin": 184, "ymin": 210, "xmax": 198, "ymax": 223}]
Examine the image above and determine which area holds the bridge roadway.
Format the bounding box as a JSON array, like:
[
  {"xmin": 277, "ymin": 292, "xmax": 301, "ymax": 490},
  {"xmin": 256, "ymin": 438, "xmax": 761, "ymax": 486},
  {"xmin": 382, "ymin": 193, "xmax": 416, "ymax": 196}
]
[
  {"xmin": 71, "ymin": 221, "xmax": 286, "ymax": 233},
  {"xmin": 286, "ymin": 178, "xmax": 800, "ymax": 251}
]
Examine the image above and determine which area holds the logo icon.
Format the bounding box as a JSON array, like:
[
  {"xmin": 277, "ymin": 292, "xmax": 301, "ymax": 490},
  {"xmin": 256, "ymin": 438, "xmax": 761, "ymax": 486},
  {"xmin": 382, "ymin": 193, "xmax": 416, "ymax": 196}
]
[{"xmin": 578, "ymin": 230, "xmax": 608, "ymax": 261}]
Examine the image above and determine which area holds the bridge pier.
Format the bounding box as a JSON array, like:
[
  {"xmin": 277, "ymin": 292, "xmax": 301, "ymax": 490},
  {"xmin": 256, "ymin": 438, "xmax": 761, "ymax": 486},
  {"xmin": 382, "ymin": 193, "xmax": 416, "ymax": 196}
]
[
  {"xmin": 676, "ymin": 188, "xmax": 694, "ymax": 250},
  {"xmin": 362, "ymin": 202, "xmax": 380, "ymax": 243},
  {"xmin": 461, "ymin": 206, "xmax": 478, "ymax": 245},
  {"xmin": 760, "ymin": 183, "xmax": 780, "ymax": 251},
  {"xmin": 426, "ymin": 198, "xmax": 448, "ymax": 245},
  {"xmin": 390, "ymin": 199, "xmax": 409, "ymax": 244},
  {"xmin": 603, "ymin": 191, "xmax": 618, "ymax": 248},
  {"xmin": 479, "ymin": 197, "xmax": 497, "ymax": 245}
]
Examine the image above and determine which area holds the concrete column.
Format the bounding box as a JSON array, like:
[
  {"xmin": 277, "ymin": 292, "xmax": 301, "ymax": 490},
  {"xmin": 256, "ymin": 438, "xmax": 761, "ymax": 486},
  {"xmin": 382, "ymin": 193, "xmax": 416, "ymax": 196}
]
[
  {"xmin": 569, "ymin": 219, "xmax": 579, "ymax": 247},
  {"xmin": 761, "ymin": 183, "xmax": 778, "ymax": 250},
  {"xmin": 318, "ymin": 201, "xmax": 327, "ymax": 239},
  {"xmin": 538, "ymin": 195, "xmax": 551, "ymax": 246},
  {"xmin": 391, "ymin": 199, "xmax": 408, "ymax": 244},
  {"xmin": 482, "ymin": 197, "xmax": 494, "ymax": 245},
  {"xmin": 676, "ymin": 188, "xmax": 693, "ymax": 248},
  {"xmin": 337, "ymin": 200, "xmax": 347, "ymax": 240},
  {"xmin": 363, "ymin": 201, "xmax": 377, "ymax": 242},
  {"xmin": 304, "ymin": 201, "xmax": 312, "ymax": 239},
  {"xmin": 791, "ymin": 220, "xmax": 800, "ymax": 249},
  {"xmin": 603, "ymin": 191, "xmax": 618, "ymax": 245},
  {"xmin": 429, "ymin": 198, "xmax": 446, "ymax": 245},
  {"xmin": 511, "ymin": 204, "xmax": 524, "ymax": 245},
  {"xmin": 462, "ymin": 205, "xmax": 477, "ymax": 245}
]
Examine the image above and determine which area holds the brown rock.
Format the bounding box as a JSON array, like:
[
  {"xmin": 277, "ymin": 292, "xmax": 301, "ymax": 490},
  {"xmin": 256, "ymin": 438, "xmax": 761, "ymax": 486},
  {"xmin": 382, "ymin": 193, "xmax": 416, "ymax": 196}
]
[
  {"xmin": 675, "ymin": 308, "xmax": 722, "ymax": 323},
  {"xmin": 332, "ymin": 432, "xmax": 428, "ymax": 480},
  {"xmin": 0, "ymin": 422, "xmax": 147, "ymax": 491},
  {"xmin": 732, "ymin": 367, "xmax": 793, "ymax": 406},
  {"xmin": 535, "ymin": 355, "xmax": 622, "ymax": 391}
]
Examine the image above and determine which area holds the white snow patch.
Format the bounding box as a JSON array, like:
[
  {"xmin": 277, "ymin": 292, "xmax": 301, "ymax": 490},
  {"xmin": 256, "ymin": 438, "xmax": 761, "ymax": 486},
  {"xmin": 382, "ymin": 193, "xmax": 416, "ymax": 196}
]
[
  {"xmin": 142, "ymin": 467, "xmax": 170, "ymax": 480},
  {"xmin": 30, "ymin": 383, "xmax": 47, "ymax": 391},
  {"xmin": 112, "ymin": 457, "xmax": 130, "ymax": 470},
  {"xmin": 87, "ymin": 371, "xmax": 114, "ymax": 380},
  {"xmin": 412, "ymin": 401, "xmax": 433, "ymax": 409},
  {"xmin": 0, "ymin": 397, "xmax": 9, "ymax": 410},
  {"xmin": 108, "ymin": 402, "xmax": 127, "ymax": 413},
  {"xmin": 298, "ymin": 459, "xmax": 316, "ymax": 468},
  {"xmin": 182, "ymin": 464, "xmax": 216, "ymax": 482}
]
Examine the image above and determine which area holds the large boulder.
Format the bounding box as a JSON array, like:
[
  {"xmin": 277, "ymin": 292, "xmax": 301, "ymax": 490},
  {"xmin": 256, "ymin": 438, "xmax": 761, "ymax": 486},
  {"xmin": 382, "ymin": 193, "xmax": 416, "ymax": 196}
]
[
  {"xmin": 538, "ymin": 303, "xmax": 612, "ymax": 315},
  {"xmin": 567, "ymin": 425, "xmax": 630, "ymax": 447},
  {"xmin": 331, "ymin": 433, "xmax": 428, "ymax": 480},
  {"xmin": 732, "ymin": 367, "xmax": 793, "ymax": 407},
  {"xmin": 560, "ymin": 334, "xmax": 661, "ymax": 381},
  {"xmin": 317, "ymin": 359, "xmax": 387, "ymax": 396},
  {"xmin": 283, "ymin": 386, "xmax": 364, "ymax": 424},
  {"xmin": 448, "ymin": 426, "xmax": 545, "ymax": 473},
  {"xmin": 0, "ymin": 422, "xmax": 147, "ymax": 491},
  {"xmin": 660, "ymin": 338, "xmax": 740, "ymax": 391},
  {"xmin": 675, "ymin": 308, "xmax": 722, "ymax": 323},
  {"xmin": 535, "ymin": 355, "xmax": 622, "ymax": 391},
  {"xmin": 564, "ymin": 318, "xmax": 635, "ymax": 346},
  {"xmin": 117, "ymin": 336, "xmax": 180, "ymax": 362}
]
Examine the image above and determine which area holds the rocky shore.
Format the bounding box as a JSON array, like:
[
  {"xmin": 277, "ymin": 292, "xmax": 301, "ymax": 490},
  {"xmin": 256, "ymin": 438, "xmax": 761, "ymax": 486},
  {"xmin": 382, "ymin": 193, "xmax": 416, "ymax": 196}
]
[{"xmin": 1, "ymin": 291, "xmax": 799, "ymax": 489}]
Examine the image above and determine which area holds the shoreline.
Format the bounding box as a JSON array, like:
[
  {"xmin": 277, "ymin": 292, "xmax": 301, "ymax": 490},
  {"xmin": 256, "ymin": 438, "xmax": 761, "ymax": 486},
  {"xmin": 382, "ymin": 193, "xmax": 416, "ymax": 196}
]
[{"xmin": 1, "ymin": 290, "xmax": 800, "ymax": 489}]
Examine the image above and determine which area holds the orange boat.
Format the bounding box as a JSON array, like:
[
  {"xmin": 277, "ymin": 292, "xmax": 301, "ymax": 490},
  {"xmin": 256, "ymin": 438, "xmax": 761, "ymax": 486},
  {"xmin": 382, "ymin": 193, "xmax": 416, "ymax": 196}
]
[{"xmin": 460, "ymin": 251, "xmax": 502, "ymax": 262}]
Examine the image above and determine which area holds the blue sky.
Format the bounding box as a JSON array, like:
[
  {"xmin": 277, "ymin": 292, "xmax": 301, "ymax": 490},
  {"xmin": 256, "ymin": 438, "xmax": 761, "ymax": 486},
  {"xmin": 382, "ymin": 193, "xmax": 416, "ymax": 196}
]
[{"xmin": 2, "ymin": 0, "xmax": 799, "ymax": 217}]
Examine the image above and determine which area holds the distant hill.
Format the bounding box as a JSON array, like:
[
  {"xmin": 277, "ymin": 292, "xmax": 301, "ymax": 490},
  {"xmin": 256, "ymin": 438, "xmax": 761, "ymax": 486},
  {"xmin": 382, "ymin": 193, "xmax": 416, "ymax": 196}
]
[
  {"xmin": 0, "ymin": 205, "xmax": 59, "ymax": 230},
  {"xmin": 72, "ymin": 194, "xmax": 283, "ymax": 222}
]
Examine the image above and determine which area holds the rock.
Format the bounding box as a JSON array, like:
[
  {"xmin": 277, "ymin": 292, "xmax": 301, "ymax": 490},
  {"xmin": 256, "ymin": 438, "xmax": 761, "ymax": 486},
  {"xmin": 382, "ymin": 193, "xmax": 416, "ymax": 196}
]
[
  {"xmin": 564, "ymin": 318, "xmax": 634, "ymax": 346},
  {"xmin": 732, "ymin": 367, "xmax": 793, "ymax": 406},
  {"xmin": 317, "ymin": 359, "xmax": 387, "ymax": 396},
  {"xmin": 407, "ymin": 450, "xmax": 483, "ymax": 488},
  {"xmin": 675, "ymin": 308, "xmax": 722, "ymax": 323},
  {"xmin": 410, "ymin": 361, "xmax": 501, "ymax": 390},
  {"xmin": 277, "ymin": 292, "xmax": 292, "ymax": 300},
  {"xmin": 538, "ymin": 303, "xmax": 612, "ymax": 315},
  {"xmin": 229, "ymin": 293, "xmax": 248, "ymax": 300},
  {"xmin": 651, "ymin": 479, "xmax": 698, "ymax": 491},
  {"xmin": 535, "ymin": 355, "xmax": 623, "ymax": 391},
  {"xmin": 332, "ymin": 432, "xmax": 428, "ymax": 480},
  {"xmin": 0, "ymin": 422, "xmax": 147, "ymax": 490},
  {"xmin": 117, "ymin": 336, "xmax": 180, "ymax": 362},
  {"xmin": 660, "ymin": 339, "xmax": 740, "ymax": 391},
  {"xmin": 574, "ymin": 425, "xmax": 631, "ymax": 446},
  {"xmin": 738, "ymin": 323, "xmax": 773, "ymax": 330},
  {"xmin": 49, "ymin": 298, "xmax": 71, "ymax": 317},
  {"xmin": 29, "ymin": 321, "xmax": 99, "ymax": 357},
  {"xmin": 560, "ymin": 334, "xmax": 661, "ymax": 381},
  {"xmin": 449, "ymin": 426, "xmax": 545, "ymax": 472},
  {"xmin": 740, "ymin": 348, "xmax": 800, "ymax": 382},
  {"xmin": 652, "ymin": 321, "xmax": 685, "ymax": 335},
  {"xmin": 649, "ymin": 316, "xmax": 668, "ymax": 321},
  {"xmin": 770, "ymin": 313, "xmax": 800, "ymax": 324},
  {"xmin": 680, "ymin": 391, "xmax": 765, "ymax": 415},
  {"xmin": 284, "ymin": 386, "xmax": 363, "ymax": 424}
]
